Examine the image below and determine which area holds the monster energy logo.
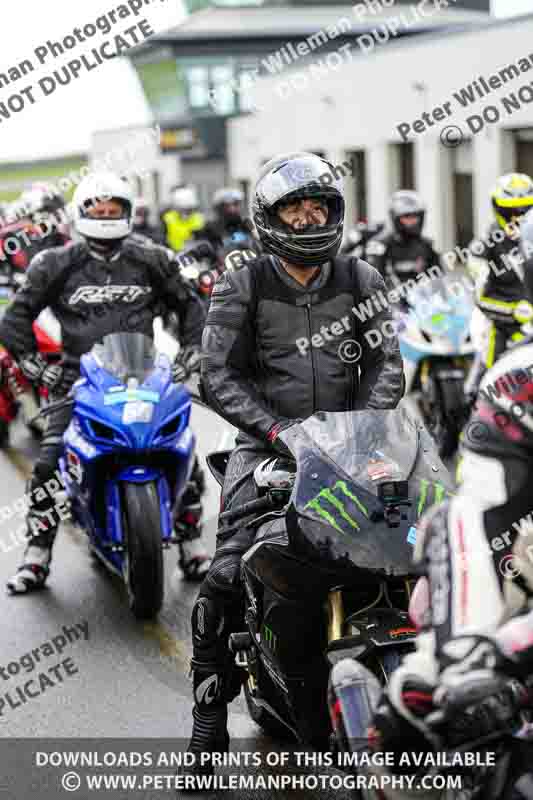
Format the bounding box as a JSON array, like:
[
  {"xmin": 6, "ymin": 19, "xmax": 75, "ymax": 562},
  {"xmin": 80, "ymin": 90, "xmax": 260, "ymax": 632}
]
[
  {"xmin": 305, "ymin": 480, "xmax": 368, "ymax": 534},
  {"xmin": 306, "ymin": 478, "xmax": 454, "ymax": 533},
  {"xmin": 262, "ymin": 624, "xmax": 278, "ymax": 652},
  {"xmin": 417, "ymin": 479, "xmax": 453, "ymax": 516}
]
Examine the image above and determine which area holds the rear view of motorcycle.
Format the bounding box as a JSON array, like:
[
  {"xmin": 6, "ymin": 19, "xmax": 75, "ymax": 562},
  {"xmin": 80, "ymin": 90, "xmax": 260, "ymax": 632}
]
[{"xmin": 398, "ymin": 274, "xmax": 475, "ymax": 459}]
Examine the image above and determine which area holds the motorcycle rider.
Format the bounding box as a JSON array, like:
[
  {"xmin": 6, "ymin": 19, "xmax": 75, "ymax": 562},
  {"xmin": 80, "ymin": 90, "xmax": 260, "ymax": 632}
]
[
  {"xmin": 132, "ymin": 196, "xmax": 159, "ymax": 242},
  {"xmin": 200, "ymin": 187, "xmax": 260, "ymax": 274},
  {"xmin": 160, "ymin": 185, "xmax": 205, "ymax": 253},
  {"xmin": 365, "ymin": 190, "xmax": 440, "ymax": 288},
  {"xmin": 185, "ymin": 151, "xmax": 405, "ymax": 776},
  {"xmin": 0, "ymin": 183, "xmax": 70, "ymax": 274},
  {"xmin": 371, "ymin": 210, "xmax": 533, "ymax": 762},
  {"xmin": 340, "ymin": 218, "xmax": 385, "ymax": 261},
  {"xmin": 1, "ymin": 171, "xmax": 211, "ymax": 594},
  {"xmin": 465, "ymin": 173, "xmax": 533, "ymax": 401},
  {"xmin": 0, "ymin": 184, "xmax": 71, "ymax": 430}
]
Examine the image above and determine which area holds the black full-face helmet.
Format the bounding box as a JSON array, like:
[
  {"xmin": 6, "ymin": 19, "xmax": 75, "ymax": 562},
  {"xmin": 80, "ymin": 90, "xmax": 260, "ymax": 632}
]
[
  {"xmin": 252, "ymin": 151, "xmax": 345, "ymax": 267},
  {"xmin": 390, "ymin": 190, "xmax": 425, "ymax": 238}
]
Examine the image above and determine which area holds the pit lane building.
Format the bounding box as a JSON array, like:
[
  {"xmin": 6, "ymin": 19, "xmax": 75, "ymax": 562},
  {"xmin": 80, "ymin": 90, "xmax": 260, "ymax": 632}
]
[
  {"xmin": 131, "ymin": 0, "xmax": 489, "ymax": 219},
  {"xmin": 228, "ymin": 9, "xmax": 533, "ymax": 250}
]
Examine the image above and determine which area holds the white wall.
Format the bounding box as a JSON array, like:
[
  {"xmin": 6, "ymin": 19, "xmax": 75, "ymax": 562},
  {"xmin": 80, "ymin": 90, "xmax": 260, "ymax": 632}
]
[
  {"xmin": 229, "ymin": 14, "xmax": 533, "ymax": 249},
  {"xmin": 90, "ymin": 125, "xmax": 180, "ymax": 211}
]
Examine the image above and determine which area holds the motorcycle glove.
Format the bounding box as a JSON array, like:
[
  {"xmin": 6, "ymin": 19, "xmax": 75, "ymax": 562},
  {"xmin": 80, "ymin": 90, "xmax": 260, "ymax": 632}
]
[
  {"xmin": 41, "ymin": 360, "xmax": 80, "ymax": 397},
  {"xmin": 18, "ymin": 353, "xmax": 47, "ymax": 383},
  {"xmin": 266, "ymin": 419, "xmax": 302, "ymax": 457},
  {"xmin": 40, "ymin": 363, "xmax": 64, "ymax": 391},
  {"xmin": 172, "ymin": 345, "xmax": 203, "ymax": 384}
]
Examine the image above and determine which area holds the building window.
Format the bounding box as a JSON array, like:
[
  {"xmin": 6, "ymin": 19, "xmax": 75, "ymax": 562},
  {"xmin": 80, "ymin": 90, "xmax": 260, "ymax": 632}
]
[
  {"xmin": 451, "ymin": 140, "xmax": 473, "ymax": 248},
  {"xmin": 188, "ymin": 66, "xmax": 210, "ymax": 109},
  {"xmin": 516, "ymin": 131, "xmax": 533, "ymax": 177},
  {"xmin": 211, "ymin": 65, "xmax": 235, "ymax": 115},
  {"xmin": 391, "ymin": 143, "xmax": 415, "ymax": 190},
  {"xmin": 353, "ymin": 150, "xmax": 367, "ymax": 221},
  {"xmin": 343, "ymin": 150, "xmax": 367, "ymax": 224},
  {"xmin": 237, "ymin": 69, "xmax": 259, "ymax": 113}
]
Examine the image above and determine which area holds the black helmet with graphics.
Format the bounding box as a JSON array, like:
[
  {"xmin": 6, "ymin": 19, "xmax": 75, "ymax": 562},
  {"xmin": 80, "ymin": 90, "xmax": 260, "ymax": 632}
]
[{"xmin": 252, "ymin": 151, "xmax": 345, "ymax": 267}]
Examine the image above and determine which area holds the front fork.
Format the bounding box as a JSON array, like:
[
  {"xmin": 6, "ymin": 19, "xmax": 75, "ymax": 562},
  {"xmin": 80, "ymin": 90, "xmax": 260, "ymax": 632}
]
[{"xmin": 327, "ymin": 589, "xmax": 345, "ymax": 645}]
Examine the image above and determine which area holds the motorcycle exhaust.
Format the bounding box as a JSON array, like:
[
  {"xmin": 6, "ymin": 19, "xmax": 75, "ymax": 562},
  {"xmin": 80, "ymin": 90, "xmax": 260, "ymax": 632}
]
[{"xmin": 328, "ymin": 658, "xmax": 382, "ymax": 754}]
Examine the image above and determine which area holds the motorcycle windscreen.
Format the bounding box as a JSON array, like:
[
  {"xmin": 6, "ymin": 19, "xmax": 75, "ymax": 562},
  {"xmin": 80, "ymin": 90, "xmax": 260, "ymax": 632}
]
[
  {"xmin": 281, "ymin": 407, "xmax": 453, "ymax": 575},
  {"xmin": 92, "ymin": 332, "xmax": 156, "ymax": 385},
  {"xmin": 407, "ymin": 275, "xmax": 474, "ymax": 349}
]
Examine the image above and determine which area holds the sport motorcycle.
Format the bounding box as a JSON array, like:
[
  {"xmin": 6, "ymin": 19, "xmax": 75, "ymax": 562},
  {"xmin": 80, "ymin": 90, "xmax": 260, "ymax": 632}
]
[
  {"xmin": 43, "ymin": 332, "xmax": 196, "ymax": 618},
  {"xmin": 207, "ymin": 406, "xmax": 454, "ymax": 747},
  {"xmin": 397, "ymin": 274, "xmax": 475, "ymax": 458}
]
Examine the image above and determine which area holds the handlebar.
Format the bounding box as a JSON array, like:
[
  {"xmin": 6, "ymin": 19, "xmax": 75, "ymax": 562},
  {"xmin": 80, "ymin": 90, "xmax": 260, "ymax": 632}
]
[
  {"xmin": 218, "ymin": 494, "xmax": 277, "ymax": 525},
  {"xmin": 428, "ymin": 673, "xmax": 531, "ymax": 742},
  {"xmin": 435, "ymin": 674, "xmax": 507, "ymax": 715},
  {"xmin": 27, "ymin": 396, "xmax": 74, "ymax": 426}
]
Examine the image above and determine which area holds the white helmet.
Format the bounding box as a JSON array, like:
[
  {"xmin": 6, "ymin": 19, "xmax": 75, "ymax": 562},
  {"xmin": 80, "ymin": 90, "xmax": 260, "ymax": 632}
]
[
  {"xmin": 72, "ymin": 171, "xmax": 134, "ymax": 241},
  {"xmin": 172, "ymin": 185, "xmax": 199, "ymax": 213}
]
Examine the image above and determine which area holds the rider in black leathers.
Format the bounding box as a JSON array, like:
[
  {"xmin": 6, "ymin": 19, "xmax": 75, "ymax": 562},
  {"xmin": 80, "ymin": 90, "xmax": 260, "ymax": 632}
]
[
  {"xmin": 1, "ymin": 171, "xmax": 211, "ymax": 593},
  {"xmin": 0, "ymin": 183, "xmax": 70, "ymax": 275},
  {"xmin": 199, "ymin": 187, "xmax": 260, "ymax": 269},
  {"xmin": 184, "ymin": 151, "xmax": 405, "ymax": 778},
  {"xmin": 365, "ymin": 190, "xmax": 440, "ymax": 288}
]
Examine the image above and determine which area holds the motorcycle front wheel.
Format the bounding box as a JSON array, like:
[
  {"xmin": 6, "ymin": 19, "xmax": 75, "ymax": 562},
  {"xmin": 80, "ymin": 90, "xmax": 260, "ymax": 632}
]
[{"xmin": 121, "ymin": 481, "xmax": 164, "ymax": 620}]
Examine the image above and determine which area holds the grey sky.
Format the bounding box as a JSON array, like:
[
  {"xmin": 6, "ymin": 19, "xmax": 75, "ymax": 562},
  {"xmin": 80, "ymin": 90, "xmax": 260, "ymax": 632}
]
[
  {"xmin": 0, "ymin": 0, "xmax": 531, "ymax": 163},
  {"xmin": 493, "ymin": 0, "xmax": 533, "ymax": 15}
]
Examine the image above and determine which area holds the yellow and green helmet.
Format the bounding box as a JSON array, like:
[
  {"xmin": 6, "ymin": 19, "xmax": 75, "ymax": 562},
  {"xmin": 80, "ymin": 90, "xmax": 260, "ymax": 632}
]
[{"xmin": 491, "ymin": 173, "xmax": 533, "ymax": 230}]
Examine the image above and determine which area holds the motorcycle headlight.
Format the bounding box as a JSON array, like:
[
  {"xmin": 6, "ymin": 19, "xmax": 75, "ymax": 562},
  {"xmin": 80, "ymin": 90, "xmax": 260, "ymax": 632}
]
[
  {"xmin": 155, "ymin": 410, "xmax": 188, "ymax": 443},
  {"xmin": 78, "ymin": 415, "xmax": 128, "ymax": 447}
]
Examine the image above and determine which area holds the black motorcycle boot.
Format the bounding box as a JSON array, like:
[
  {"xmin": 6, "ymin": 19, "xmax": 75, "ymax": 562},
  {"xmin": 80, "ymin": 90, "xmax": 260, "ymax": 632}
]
[
  {"xmin": 186, "ymin": 675, "xmax": 230, "ymax": 775},
  {"xmin": 180, "ymin": 596, "xmax": 243, "ymax": 790}
]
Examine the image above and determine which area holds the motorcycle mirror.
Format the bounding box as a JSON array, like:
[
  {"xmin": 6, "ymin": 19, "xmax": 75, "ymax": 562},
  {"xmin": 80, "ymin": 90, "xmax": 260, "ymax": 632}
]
[{"xmin": 206, "ymin": 450, "xmax": 232, "ymax": 486}]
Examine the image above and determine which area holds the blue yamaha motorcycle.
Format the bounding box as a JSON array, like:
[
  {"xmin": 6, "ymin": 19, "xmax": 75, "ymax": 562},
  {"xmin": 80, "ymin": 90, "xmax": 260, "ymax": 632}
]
[{"xmin": 56, "ymin": 332, "xmax": 195, "ymax": 619}]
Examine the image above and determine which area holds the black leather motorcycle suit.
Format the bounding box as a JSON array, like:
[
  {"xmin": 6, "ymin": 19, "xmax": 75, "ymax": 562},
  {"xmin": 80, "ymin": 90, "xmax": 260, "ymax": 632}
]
[
  {"xmin": 0, "ymin": 234, "xmax": 204, "ymax": 362},
  {"xmin": 366, "ymin": 230, "xmax": 441, "ymax": 286},
  {"xmin": 189, "ymin": 253, "xmax": 404, "ymax": 714},
  {"xmin": 0, "ymin": 233, "xmax": 206, "ymax": 547}
]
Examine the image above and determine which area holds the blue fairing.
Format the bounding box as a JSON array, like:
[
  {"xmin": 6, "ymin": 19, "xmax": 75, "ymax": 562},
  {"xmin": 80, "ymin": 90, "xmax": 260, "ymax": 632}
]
[{"xmin": 60, "ymin": 341, "xmax": 195, "ymax": 576}]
